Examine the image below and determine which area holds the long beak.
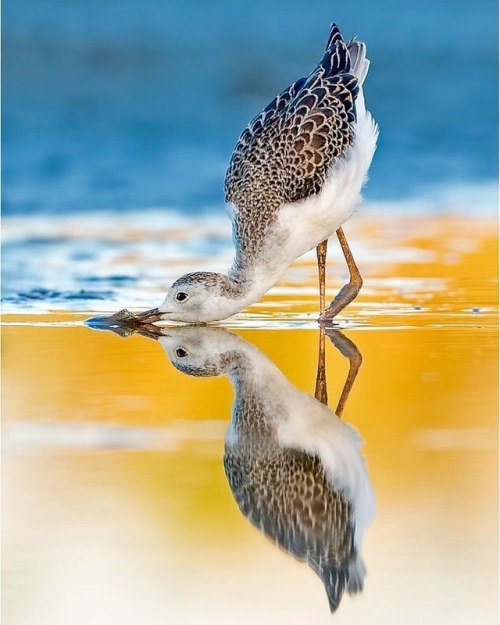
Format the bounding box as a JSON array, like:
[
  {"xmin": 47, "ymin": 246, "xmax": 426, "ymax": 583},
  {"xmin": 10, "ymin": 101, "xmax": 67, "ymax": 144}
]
[{"xmin": 134, "ymin": 307, "xmax": 166, "ymax": 323}]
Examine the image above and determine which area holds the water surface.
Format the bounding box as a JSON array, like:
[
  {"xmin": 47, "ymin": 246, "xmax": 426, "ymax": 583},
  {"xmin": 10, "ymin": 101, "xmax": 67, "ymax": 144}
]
[
  {"xmin": 2, "ymin": 212, "xmax": 498, "ymax": 623},
  {"xmin": 2, "ymin": 320, "xmax": 497, "ymax": 624}
]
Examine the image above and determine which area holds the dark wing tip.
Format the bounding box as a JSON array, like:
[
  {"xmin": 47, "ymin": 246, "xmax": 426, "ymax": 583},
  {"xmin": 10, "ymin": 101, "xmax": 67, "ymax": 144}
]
[
  {"xmin": 325, "ymin": 23, "xmax": 344, "ymax": 50},
  {"xmin": 322, "ymin": 565, "xmax": 349, "ymax": 613},
  {"xmin": 320, "ymin": 40, "xmax": 351, "ymax": 76}
]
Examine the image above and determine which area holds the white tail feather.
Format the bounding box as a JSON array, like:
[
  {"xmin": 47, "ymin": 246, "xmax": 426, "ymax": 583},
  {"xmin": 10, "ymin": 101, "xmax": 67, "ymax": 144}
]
[
  {"xmin": 347, "ymin": 554, "xmax": 367, "ymax": 594},
  {"xmin": 348, "ymin": 41, "xmax": 370, "ymax": 86}
]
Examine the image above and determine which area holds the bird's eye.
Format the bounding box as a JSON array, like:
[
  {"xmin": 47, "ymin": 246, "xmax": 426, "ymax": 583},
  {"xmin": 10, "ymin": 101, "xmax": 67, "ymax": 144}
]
[
  {"xmin": 176, "ymin": 291, "xmax": 189, "ymax": 302},
  {"xmin": 175, "ymin": 347, "xmax": 188, "ymax": 358}
]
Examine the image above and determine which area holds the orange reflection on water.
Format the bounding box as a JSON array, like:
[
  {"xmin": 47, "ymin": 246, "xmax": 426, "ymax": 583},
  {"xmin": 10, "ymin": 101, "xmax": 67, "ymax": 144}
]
[{"xmin": 2, "ymin": 215, "xmax": 498, "ymax": 624}]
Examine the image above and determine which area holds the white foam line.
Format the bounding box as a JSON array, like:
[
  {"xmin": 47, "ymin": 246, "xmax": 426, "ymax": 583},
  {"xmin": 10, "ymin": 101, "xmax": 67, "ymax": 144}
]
[
  {"xmin": 4, "ymin": 420, "xmax": 229, "ymax": 453},
  {"xmin": 2, "ymin": 310, "xmax": 496, "ymax": 331},
  {"xmin": 0, "ymin": 320, "xmax": 86, "ymax": 327},
  {"xmin": 413, "ymin": 428, "xmax": 495, "ymax": 451}
]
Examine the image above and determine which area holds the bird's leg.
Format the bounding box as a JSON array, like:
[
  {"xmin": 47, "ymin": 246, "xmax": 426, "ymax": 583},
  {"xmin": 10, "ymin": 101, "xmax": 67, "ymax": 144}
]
[
  {"xmin": 326, "ymin": 329, "xmax": 362, "ymax": 419},
  {"xmin": 314, "ymin": 327, "xmax": 328, "ymax": 406},
  {"xmin": 318, "ymin": 227, "xmax": 362, "ymax": 323},
  {"xmin": 316, "ymin": 239, "xmax": 328, "ymax": 313}
]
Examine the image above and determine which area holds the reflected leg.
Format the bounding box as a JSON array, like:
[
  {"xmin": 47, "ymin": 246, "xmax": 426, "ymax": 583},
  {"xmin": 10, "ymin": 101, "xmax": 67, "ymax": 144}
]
[
  {"xmin": 326, "ymin": 330, "xmax": 362, "ymax": 418},
  {"xmin": 314, "ymin": 327, "xmax": 328, "ymax": 406},
  {"xmin": 316, "ymin": 239, "xmax": 328, "ymax": 313},
  {"xmin": 318, "ymin": 228, "xmax": 362, "ymax": 323}
]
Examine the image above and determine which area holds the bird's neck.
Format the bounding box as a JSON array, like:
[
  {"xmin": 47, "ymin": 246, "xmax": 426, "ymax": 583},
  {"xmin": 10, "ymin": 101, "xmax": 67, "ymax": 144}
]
[
  {"xmin": 225, "ymin": 243, "xmax": 288, "ymax": 311},
  {"xmin": 223, "ymin": 341, "xmax": 291, "ymax": 442}
]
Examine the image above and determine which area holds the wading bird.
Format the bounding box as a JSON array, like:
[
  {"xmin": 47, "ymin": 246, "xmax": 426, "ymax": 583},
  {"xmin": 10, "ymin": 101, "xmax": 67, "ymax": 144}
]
[{"xmin": 136, "ymin": 22, "xmax": 378, "ymax": 324}]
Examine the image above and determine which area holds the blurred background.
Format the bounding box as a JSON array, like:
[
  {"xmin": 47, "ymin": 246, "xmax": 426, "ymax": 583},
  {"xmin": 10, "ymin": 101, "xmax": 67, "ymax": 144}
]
[{"xmin": 3, "ymin": 0, "xmax": 498, "ymax": 216}]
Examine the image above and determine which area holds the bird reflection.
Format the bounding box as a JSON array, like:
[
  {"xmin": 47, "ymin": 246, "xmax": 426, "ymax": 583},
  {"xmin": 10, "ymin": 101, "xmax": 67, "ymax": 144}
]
[{"xmin": 86, "ymin": 316, "xmax": 375, "ymax": 613}]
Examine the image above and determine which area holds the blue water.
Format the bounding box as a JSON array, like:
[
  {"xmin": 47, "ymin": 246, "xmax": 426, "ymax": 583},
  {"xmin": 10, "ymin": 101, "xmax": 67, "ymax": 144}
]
[{"xmin": 3, "ymin": 0, "xmax": 498, "ymax": 215}]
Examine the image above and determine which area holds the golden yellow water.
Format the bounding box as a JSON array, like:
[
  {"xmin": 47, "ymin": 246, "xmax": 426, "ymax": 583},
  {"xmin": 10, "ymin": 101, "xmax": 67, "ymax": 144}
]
[{"xmin": 2, "ymin": 216, "xmax": 498, "ymax": 624}]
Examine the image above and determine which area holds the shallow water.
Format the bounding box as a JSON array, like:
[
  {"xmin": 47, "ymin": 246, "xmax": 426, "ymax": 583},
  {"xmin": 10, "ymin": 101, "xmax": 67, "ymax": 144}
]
[
  {"xmin": 2, "ymin": 214, "xmax": 498, "ymax": 323},
  {"xmin": 2, "ymin": 215, "xmax": 498, "ymax": 624},
  {"xmin": 2, "ymin": 323, "xmax": 498, "ymax": 624}
]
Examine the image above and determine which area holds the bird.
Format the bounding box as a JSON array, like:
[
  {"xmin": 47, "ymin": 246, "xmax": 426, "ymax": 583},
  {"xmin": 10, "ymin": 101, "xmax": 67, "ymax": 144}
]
[
  {"xmin": 156, "ymin": 325, "xmax": 375, "ymax": 613},
  {"xmin": 135, "ymin": 22, "xmax": 378, "ymax": 325}
]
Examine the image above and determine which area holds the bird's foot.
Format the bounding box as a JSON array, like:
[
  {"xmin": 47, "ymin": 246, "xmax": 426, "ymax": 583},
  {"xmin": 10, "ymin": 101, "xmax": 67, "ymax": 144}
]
[
  {"xmin": 317, "ymin": 310, "xmax": 341, "ymax": 325},
  {"xmin": 317, "ymin": 301, "xmax": 344, "ymax": 325},
  {"xmin": 317, "ymin": 280, "xmax": 361, "ymax": 325}
]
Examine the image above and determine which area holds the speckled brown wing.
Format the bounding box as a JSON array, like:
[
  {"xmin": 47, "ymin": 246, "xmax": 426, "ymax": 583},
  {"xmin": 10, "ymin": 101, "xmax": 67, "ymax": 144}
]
[
  {"xmin": 224, "ymin": 446, "xmax": 355, "ymax": 613},
  {"xmin": 224, "ymin": 24, "xmax": 359, "ymax": 213},
  {"xmin": 281, "ymin": 68, "xmax": 358, "ymax": 203},
  {"xmin": 224, "ymin": 75, "xmax": 307, "ymax": 211}
]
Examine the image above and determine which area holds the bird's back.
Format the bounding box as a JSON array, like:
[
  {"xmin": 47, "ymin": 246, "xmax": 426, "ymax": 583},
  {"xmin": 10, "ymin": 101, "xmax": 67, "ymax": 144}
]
[{"xmin": 224, "ymin": 23, "xmax": 370, "ymax": 229}]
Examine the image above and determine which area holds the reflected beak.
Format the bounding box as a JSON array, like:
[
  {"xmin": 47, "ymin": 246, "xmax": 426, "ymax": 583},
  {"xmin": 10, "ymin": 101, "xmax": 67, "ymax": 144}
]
[
  {"xmin": 134, "ymin": 324, "xmax": 170, "ymax": 341},
  {"xmin": 134, "ymin": 307, "xmax": 165, "ymax": 324}
]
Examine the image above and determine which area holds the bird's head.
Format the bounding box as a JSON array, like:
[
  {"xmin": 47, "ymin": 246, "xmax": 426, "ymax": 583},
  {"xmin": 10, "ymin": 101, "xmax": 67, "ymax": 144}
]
[
  {"xmin": 138, "ymin": 271, "xmax": 244, "ymax": 324},
  {"xmin": 158, "ymin": 326, "xmax": 242, "ymax": 376}
]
